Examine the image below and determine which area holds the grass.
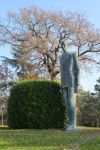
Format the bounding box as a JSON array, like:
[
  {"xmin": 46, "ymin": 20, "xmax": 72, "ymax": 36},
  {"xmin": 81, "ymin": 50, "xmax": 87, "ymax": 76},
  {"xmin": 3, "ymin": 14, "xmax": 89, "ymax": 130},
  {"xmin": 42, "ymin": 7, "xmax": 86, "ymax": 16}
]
[{"xmin": 0, "ymin": 127, "xmax": 100, "ymax": 150}]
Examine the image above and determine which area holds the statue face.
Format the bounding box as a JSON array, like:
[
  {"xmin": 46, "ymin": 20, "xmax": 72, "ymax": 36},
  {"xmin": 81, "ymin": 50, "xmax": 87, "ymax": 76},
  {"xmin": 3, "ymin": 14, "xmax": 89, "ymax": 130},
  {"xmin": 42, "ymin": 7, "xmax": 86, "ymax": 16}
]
[{"xmin": 61, "ymin": 41, "xmax": 72, "ymax": 52}]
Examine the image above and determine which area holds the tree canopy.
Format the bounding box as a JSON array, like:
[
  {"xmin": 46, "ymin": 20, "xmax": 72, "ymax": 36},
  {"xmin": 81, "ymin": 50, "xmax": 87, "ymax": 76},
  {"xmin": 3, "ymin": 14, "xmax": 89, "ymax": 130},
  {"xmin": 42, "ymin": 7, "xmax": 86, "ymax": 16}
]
[{"xmin": 0, "ymin": 6, "xmax": 100, "ymax": 80}]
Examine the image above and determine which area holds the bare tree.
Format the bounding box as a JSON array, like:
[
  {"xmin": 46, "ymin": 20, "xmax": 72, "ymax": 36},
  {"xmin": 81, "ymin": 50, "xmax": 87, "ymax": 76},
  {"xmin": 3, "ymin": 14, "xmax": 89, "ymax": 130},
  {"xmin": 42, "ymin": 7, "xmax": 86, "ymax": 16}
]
[{"xmin": 0, "ymin": 6, "xmax": 100, "ymax": 80}]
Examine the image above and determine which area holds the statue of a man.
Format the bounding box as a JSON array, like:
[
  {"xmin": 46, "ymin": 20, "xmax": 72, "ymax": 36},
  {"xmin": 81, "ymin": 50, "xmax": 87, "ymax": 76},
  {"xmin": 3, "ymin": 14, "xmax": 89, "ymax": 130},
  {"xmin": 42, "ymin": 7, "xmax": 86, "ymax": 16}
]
[{"xmin": 60, "ymin": 42, "xmax": 80, "ymax": 130}]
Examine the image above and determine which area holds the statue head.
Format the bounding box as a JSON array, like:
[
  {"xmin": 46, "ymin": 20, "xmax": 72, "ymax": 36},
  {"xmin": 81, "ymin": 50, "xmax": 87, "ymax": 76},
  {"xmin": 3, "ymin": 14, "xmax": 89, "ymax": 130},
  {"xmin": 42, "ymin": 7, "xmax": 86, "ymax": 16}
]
[
  {"xmin": 61, "ymin": 41, "xmax": 65, "ymax": 52},
  {"xmin": 61, "ymin": 41, "xmax": 70, "ymax": 53}
]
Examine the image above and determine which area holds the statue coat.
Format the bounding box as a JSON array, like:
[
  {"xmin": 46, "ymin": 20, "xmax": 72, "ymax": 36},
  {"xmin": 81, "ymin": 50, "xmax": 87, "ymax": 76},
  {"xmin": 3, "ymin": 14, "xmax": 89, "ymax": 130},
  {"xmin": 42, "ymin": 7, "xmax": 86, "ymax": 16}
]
[{"xmin": 60, "ymin": 51, "xmax": 80, "ymax": 88}]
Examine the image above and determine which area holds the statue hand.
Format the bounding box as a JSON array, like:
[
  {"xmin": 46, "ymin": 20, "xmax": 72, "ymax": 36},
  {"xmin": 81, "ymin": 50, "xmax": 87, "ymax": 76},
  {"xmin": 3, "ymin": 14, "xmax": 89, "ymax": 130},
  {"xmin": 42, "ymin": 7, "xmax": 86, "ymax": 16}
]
[{"xmin": 60, "ymin": 89, "xmax": 63, "ymax": 94}]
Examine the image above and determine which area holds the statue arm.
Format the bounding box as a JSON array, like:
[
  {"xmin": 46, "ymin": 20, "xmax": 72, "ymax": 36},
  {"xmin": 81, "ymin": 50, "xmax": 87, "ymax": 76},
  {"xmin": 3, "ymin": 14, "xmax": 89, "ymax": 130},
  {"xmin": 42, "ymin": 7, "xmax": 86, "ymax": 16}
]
[
  {"xmin": 60, "ymin": 57, "xmax": 64, "ymax": 73},
  {"xmin": 73, "ymin": 53, "xmax": 80, "ymax": 86}
]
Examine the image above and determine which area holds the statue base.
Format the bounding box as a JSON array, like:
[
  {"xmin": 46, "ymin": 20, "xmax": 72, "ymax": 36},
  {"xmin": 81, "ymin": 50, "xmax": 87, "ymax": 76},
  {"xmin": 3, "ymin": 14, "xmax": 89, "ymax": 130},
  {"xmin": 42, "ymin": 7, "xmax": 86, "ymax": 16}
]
[{"xmin": 65, "ymin": 126, "xmax": 83, "ymax": 131}]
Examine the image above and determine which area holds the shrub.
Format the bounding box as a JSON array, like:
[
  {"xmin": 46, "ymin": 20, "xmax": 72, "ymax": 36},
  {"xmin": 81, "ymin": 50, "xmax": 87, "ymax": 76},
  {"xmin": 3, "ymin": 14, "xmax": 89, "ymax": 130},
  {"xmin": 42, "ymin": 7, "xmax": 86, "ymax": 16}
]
[
  {"xmin": 77, "ymin": 91, "xmax": 100, "ymax": 127},
  {"xmin": 8, "ymin": 80, "xmax": 66, "ymax": 129}
]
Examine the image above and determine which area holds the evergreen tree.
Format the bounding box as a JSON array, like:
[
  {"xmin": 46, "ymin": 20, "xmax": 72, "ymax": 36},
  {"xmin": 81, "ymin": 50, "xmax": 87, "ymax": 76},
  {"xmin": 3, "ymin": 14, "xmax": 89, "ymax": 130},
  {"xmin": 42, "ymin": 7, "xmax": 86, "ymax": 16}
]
[{"xmin": 95, "ymin": 77, "xmax": 100, "ymax": 98}]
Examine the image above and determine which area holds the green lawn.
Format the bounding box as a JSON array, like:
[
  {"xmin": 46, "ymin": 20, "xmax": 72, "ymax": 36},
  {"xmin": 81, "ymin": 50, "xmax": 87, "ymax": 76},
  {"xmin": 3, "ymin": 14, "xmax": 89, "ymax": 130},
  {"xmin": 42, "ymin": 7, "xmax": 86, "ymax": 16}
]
[{"xmin": 0, "ymin": 127, "xmax": 100, "ymax": 150}]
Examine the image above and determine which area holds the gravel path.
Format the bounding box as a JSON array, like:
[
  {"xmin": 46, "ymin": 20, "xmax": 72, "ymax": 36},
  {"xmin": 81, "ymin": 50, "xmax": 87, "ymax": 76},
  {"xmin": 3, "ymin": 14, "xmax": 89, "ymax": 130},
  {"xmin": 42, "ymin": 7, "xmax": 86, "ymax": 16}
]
[{"xmin": 70, "ymin": 133, "xmax": 100, "ymax": 150}]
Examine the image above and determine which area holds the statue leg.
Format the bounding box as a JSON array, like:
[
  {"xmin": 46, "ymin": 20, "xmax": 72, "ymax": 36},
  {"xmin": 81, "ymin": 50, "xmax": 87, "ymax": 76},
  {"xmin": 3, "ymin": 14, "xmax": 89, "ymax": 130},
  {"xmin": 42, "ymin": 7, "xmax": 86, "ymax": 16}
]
[{"xmin": 63, "ymin": 87, "xmax": 76, "ymax": 130}]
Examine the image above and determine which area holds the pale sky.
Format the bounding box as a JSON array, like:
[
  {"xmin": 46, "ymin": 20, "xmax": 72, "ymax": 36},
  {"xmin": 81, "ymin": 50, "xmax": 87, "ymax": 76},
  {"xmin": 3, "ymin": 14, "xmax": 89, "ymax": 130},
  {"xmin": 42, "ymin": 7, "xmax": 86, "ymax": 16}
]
[{"xmin": 0, "ymin": 0, "xmax": 100, "ymax": 92}]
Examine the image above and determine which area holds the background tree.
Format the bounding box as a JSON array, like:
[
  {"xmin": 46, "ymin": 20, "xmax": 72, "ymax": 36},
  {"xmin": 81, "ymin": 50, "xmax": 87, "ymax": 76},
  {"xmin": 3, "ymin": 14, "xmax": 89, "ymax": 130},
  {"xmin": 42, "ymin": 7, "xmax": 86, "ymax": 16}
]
[
  {"xmin": 0, "ymin": 62, "xmax": 16, "ymax": 128},
  {"xmin": 95, "ymin": 77, "xmax": 100, "ymax": 98},
  {"xmin": 77, "ymin": 88, "xmax": 100, "ymax": 127},
  {"xmin": 3, "ymin": 45, "xmax": 40, "ymax": 80},
  {"xmin": 0, "ymin": 62, "xmax": 16, "ymax": 107}
]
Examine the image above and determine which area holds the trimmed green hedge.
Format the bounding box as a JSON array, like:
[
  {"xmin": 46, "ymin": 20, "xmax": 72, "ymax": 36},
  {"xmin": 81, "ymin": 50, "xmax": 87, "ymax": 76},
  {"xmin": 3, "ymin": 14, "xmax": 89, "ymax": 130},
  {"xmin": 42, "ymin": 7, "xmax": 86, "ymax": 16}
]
[{"xmin": 8, "ymin": 80, "xmax": 66, "ymax": 129}]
